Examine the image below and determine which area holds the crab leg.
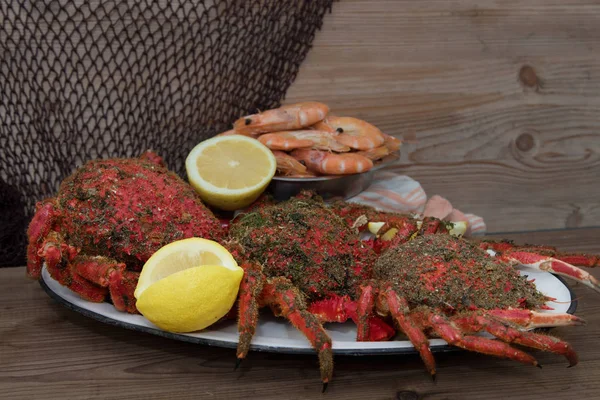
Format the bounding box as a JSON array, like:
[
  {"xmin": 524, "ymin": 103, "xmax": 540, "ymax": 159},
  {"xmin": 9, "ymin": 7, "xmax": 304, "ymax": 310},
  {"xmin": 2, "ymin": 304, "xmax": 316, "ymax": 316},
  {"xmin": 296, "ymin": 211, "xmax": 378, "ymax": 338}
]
[
  {"xmin": 40, "ymin": 234, "xmax": 76, "ymax": 284},
  {"xmin": 355, "ymin": 282, "xmax": 378, "ymax": 341},
  {"xmin": 497, "ymin": 252, "xmax": 600, "ymax": 293},
  {"xmin": 108, "ymin": 269, "xmax": 139, "ymax": 313},
  {"xmin": 71, "ymin": 256, "xmax": 139, "ymax": 313},
  {"xmin": 452, "ymin": 313, "xmax": 579, "ymax": 367},
  {"xmin": 41, "ymin": 235, "xmax": 108, "ymax": 303},
  {"xmin": 68, "ymin": 273, "xmax": 109, "ymax": 302},
  {"xmin": 382, "ymin": 285, "xmax": 437, "ymax": 378},
  {"xmin": 307, "ymin": 293, "xmax": 396, "ymax": 341},
  {"xmin": 555, "ymin": 254, "xmax": 600, "ymax": 268},
  {"xmin": 478, "ymin": 240, "xmax": 555, "ymax": 255},
  {"xmin": 26, "ymin": 200, "xmax": 58, "ymax": 279},
  {"xmin": 308, "ymin": 294, "xmax": 354, "ymax": 322},
  {"xmin": 488, "ymin": 309, "xmax": 585, "ymax": 329},
  {"xmin": 73, "ymin": 256, "xmax": 126, "ymax": 286},
  {"xmin": 416, "ymin": 311, "xmax": 540, "ymax": 368},
  {"xmin": 479, "ymin": 241, "xmax": 600, "ymax": 268},
  {"xmin": 236, "ymin": 262, "xmax": 265, "ymax": 364},
  {"xmin": 261, "ymin": 277, "xmax": 333, "ymax": 386}
]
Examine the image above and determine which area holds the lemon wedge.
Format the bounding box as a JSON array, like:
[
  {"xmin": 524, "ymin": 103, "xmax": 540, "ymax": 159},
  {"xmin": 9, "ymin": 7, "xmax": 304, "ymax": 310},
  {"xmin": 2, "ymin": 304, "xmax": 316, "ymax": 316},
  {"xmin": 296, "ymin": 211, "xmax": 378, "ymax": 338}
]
[
  {"xmin": 136, "ymin": 265, "xmax": 243, "ymax": 333},
  {"xmin": 134, "ymin": 237, "xmax": 238, "ymax": 299},
  {"xmin": 185, "ymin": 135, "xmax": 277, "ymax": 211},
  {"xmin": 134, "ymin": 238, "xmax": 243, "ymax": 333}
]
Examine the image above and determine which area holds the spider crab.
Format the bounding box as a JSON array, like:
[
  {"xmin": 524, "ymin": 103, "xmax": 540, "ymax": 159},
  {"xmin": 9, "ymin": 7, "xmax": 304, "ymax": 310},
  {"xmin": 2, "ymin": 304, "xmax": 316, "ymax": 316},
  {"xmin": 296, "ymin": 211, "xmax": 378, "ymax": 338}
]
[
  {"xmin": 356, "ymin": 234, "xmax": 584, "ymax": 378},
  {"xmin": 332, "ymin": 200, "xmax": 600, "ymax": 292},
  {"xmin": 226, "ymin": 192, "xmax": 396, "ymax": 386},
  {"xmin": 26, "ymin": 152, "xmax": 225, "ymax": 313},
  {"xmin": 328, "ymin": 202, "xmax": 599, "ymax": 378}
]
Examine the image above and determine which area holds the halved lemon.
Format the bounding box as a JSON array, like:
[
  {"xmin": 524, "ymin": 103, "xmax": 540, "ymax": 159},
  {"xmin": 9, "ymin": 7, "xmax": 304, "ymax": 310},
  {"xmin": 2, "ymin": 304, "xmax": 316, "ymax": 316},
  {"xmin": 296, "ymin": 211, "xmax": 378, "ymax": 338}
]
[
  {"xmin": 136, "ymin": 265, "xmax": 243, "ymax": 333},
  {"xmin": 134, "ymin": 238, "xmax": 243, "ymax": 333},
  {"xmin": 185, "ymin": 135, "xmax": 277, "ymax": 211},
  {"xmin": 134, "ymin": 237, "xmax": 238, "ymax": 299}
]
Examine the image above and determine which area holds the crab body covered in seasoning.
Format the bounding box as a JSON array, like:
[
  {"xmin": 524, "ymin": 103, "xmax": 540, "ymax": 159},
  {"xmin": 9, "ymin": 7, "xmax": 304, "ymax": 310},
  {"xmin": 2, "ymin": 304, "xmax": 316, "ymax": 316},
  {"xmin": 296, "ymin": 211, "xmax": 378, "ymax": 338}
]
[
  {"xmin": 230, "ymin": 193, "xmax": 374, "ymax": 298},
  {"xmin": 355, "ymin": 234, "xmax": 585, "ymax": 378},
  {"xmin": 335, "ymin": 201, "xmax": 600, "ymax": 292},
  {"xmin": 227, "ymin": 192, "xmax": 395, "ymax": 386},
  {"xmin": 26, "ymin": 152, "xmax": 225, "ymax": 313}
]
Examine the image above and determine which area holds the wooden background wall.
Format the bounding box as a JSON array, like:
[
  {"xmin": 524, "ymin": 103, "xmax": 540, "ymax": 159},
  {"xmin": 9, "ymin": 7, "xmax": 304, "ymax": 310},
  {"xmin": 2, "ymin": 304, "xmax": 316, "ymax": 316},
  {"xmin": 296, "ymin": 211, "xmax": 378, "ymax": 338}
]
[{"xmin": 285, "ymin": 0, "xmax": 600, "ymax": 234}]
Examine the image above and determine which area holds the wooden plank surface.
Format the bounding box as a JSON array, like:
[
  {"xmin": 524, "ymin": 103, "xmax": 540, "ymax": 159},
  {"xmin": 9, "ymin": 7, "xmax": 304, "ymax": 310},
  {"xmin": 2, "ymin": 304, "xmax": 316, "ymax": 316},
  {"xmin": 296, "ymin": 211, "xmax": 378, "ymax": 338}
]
[
  {"xmin": 286, "ymin": 0, "xmax": 600, "ymax": 233},
  {"xmin": 1, "ymin": 228, "xmax": 600, "ymax": 399}
]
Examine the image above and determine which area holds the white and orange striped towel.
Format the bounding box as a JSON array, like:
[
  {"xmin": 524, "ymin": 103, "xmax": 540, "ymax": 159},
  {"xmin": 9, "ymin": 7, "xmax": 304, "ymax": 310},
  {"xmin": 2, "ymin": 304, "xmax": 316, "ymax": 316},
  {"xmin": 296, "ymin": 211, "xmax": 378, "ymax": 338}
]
[{"xmin": 348, "ymin": 170, "xmax": 487, "ymax": 236}]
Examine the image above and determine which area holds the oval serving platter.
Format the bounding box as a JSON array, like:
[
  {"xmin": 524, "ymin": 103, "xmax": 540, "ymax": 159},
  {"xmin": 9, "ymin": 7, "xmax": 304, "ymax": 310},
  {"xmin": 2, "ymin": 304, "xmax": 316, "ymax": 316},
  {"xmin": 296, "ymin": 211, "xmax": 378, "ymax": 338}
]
[{"xmin": 40, "ymin": 265, "xmax": 577, "ymax": 356}]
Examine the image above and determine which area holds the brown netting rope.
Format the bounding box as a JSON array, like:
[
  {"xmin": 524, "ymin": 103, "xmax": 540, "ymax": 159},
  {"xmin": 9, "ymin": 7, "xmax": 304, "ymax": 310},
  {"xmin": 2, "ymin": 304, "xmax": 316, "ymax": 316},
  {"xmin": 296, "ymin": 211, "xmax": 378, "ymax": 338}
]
[{"xmin": 0, "ymin": 0, "xmax": 334, "ymax": 266}]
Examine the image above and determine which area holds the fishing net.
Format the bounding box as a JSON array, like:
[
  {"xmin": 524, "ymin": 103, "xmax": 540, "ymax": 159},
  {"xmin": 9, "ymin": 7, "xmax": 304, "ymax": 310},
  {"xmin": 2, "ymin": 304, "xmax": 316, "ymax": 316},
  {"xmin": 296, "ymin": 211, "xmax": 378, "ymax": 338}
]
[{"xmin": 0, "ymin": 0, "xmax": 334, "ymax": 266}]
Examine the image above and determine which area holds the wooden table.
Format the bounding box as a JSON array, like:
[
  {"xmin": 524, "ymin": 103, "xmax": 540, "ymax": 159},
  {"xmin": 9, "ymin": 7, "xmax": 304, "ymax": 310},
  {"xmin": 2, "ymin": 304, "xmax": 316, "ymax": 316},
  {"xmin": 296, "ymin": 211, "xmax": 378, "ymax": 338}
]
[{"xmin": 1, "ymin": 228, "xmax": 599, "ymax": 399}]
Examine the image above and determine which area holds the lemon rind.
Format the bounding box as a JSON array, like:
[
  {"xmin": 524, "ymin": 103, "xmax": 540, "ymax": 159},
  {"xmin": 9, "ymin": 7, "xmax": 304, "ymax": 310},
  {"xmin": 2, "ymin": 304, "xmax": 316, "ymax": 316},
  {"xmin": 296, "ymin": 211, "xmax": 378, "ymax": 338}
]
[
  {"xmin": 134, "ymin": 238, "xmax": 238, "ymax": 299},
  {"xmin": 185, "ymin": 135, "xmax": 276, "ymax": 196}
]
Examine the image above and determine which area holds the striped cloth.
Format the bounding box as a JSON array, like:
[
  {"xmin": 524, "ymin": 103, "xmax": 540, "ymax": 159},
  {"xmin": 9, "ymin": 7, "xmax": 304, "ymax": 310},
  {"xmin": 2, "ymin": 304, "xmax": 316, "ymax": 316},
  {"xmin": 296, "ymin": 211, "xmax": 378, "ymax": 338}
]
[{"xmin": 348, "ymin": 171, "xmax": 487, "ymax": 236}]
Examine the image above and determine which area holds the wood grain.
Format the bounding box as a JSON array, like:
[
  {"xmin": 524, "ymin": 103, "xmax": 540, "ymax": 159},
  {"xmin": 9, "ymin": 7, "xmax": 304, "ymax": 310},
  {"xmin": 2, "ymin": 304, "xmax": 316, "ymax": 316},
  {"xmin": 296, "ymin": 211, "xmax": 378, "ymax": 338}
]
[
  {"xmin": 286, "ymin": 0, "xmax": 600, "ymax": 233},
  {"xmin": 2, "ymin": 228, "xmax": 600, "ymax": 399}
]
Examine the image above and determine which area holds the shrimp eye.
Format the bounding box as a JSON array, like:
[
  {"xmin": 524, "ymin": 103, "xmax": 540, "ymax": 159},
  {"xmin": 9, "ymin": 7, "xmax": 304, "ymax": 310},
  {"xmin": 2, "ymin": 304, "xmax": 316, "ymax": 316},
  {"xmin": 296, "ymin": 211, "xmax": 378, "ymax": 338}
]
[
  {"xmin": 336, "ymin": 127, "xmax": 344, "ymax": 133},
  {"xmin": 245, "ymin": 118, "xmax": 252, "ymax": 125}
]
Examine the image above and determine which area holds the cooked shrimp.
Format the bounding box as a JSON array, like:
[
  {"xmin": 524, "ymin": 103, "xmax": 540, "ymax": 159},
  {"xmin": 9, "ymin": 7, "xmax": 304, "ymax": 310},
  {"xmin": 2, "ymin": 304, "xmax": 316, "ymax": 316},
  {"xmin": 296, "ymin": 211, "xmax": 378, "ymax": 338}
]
[
  {"xmin": 291, "ymin": 149, "xmax": 373, "ymax": 175},
  {"xmin": 382, "ymin": 132, "xmax": 402, "ymax": 151},
  {"xmin": 272, "ymin": 150, "xmax": 309, "ymax": 176},
  {"xmin": 356, "ymin": 133, "xmax": 403, "ymax": 160},
  {"xmin": 258, "ymin": 132, "xmax": 313, "ymax": 151},
  {"xmin": 355, "ymin": 145, "xmax": 391, "ymax": 161},
  {"xmin": 313, "ymin": 116, "xmax": 385, "ymax": 150},
  {"xmin": 258, "ymin": 130, "xmax": 350, "ymax": 152},
  {"xmin": 233, "ymin": 102, "xmax": 329, "ymax": 134}
]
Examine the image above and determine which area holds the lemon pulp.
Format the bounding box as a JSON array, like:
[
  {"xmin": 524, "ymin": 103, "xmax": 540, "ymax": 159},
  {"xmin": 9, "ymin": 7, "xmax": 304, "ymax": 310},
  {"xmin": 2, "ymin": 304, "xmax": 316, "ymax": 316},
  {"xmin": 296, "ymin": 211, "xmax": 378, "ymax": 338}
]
[{"xmin": 185, "ymin": 135, "xmax": 276, "ymax": 211}]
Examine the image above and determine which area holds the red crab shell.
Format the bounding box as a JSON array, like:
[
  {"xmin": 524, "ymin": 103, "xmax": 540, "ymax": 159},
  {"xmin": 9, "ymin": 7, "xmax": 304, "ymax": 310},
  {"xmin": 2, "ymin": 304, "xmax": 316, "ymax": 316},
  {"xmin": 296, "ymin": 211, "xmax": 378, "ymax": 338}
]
[
  {"xmin": 374, "ymin": 234, "xmax": 547, "ymax": 312},
  {"xmin": 39, "ymin": 155, "xmax": 223, "ymax": 270}
]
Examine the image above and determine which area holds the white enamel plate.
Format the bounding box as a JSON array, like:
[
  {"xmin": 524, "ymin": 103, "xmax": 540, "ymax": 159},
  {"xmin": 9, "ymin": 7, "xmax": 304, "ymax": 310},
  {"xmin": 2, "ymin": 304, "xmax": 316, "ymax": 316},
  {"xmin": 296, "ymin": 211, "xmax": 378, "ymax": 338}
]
[{"xmin": 40, "ymin": 264, "xmax": 576, "ymax": 356}]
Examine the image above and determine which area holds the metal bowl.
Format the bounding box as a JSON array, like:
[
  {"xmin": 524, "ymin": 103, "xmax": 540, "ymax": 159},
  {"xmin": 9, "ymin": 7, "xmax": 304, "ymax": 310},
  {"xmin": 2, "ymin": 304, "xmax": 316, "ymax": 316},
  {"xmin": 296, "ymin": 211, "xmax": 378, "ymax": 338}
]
[{"xmin": 267, "ymin": 153, "xmax": 400, "ymax": 201}]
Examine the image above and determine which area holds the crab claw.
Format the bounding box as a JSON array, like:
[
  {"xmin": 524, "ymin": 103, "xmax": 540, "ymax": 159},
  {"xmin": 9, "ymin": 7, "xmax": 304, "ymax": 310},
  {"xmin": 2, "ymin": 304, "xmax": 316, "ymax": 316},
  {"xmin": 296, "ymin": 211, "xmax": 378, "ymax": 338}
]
[
  {"xmin": 500, "ymin": 252, "xmax": 600, "ymax": 293},
  {"xmin": 488, "ymin": 309, "xmax": 586, "ymax": 329}
]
